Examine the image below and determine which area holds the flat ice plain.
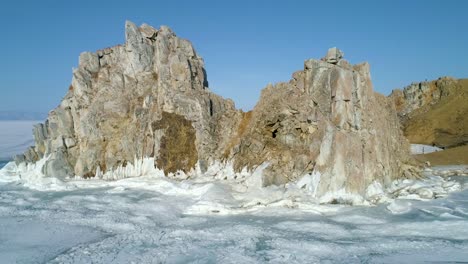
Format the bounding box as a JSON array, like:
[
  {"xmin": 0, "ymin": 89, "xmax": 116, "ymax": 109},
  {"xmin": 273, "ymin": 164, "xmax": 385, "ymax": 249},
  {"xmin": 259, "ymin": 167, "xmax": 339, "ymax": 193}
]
[
  {"xmin": 1, "ymin": 121, "xmax": 468, "ymax": 263},
  {"xmin": 0, "ymin": 120, "xmax": 39, "ymax": 161}
]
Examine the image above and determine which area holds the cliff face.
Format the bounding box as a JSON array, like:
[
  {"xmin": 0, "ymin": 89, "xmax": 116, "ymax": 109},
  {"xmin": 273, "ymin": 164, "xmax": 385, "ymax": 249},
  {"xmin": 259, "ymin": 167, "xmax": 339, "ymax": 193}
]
[
  {"xmin": 16, "ymin": 21, "xmax": 241, "ymax": 178},
  {"xmin": 390, "ymin": 77, "xmax": 468, "ymax": 148},
  {"xmin": 15, "ymin": 22, "xmax": 415, "ymax": 197},
  {"xmin": 227, "ymin": 49, "xmax": 413, "ymax": 196}
]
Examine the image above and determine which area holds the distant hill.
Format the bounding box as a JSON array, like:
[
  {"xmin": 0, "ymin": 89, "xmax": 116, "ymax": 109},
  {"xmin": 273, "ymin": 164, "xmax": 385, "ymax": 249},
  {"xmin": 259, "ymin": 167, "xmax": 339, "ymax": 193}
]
[
  {"xmin": 390, "ymin": 77, "xmax": 468, "ymax": 165},
  {"xmin": 390, "ymin": 77, "xmax": 468, "ymax": 148},
  {"xmin": 0, "ymin": 111, "xmax": 47, "ymax": 121}
]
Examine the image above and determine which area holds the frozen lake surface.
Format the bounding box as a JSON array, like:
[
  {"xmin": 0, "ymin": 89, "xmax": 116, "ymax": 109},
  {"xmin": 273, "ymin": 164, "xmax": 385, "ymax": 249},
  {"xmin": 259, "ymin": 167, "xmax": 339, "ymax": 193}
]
[
  {"xmin": 0, "ymin": 120, "xmax": 39, "ymax": 160},
  {"xmin": 1, "ymin": 121, "xmax": 468, "ymax": 263},
  {"xmin": 1, "ymin": 166, "xmax": 468, "ymax": 263}
]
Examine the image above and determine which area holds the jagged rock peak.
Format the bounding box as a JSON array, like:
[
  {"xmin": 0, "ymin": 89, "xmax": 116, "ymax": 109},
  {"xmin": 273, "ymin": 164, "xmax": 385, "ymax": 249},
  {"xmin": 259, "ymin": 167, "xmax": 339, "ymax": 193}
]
[
  {"xmin": 15, "ymin": 20, "xmax": 234, "ymax": 178},
  {"xmin": 226, "ymin": 49, "xmax": 416, "ymax": 197},
  {"xmin": 15, "ymin": 21, "xmax": 418, "ymax": 200}
]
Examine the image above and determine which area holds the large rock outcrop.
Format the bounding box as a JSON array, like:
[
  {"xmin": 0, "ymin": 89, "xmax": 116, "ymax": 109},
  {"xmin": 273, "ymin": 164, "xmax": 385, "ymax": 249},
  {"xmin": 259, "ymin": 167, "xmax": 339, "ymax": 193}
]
[
  {"xmin": 225, "ymin": 49, "xmax": 414, "ymax": 196},
  {"xmin": 16, "ymin": 21, "xmax": 241, "ymax": 178},
  {"xmin": 390, "ymin": 77, "xmax": 468, "ymax": 148},
  {"xmin": 16, "ymin": 22, "xmax": 416, "ymax": 198}
]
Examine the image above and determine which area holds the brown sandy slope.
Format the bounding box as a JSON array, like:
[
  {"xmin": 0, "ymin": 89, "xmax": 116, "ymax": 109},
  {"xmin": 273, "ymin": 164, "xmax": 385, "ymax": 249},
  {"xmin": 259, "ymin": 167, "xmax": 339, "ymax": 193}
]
[{"xmin": 414, "ymin": 145, "xmax": 468, "ymax": 165}]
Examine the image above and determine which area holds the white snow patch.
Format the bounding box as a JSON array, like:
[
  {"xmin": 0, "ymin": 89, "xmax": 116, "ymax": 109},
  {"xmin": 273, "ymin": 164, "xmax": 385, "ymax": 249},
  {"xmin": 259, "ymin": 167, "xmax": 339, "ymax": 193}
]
[
  {"xmin": 0, "ymin": 158, "xmax": 466, "ymax": 217},
  {"xmin": 387, "ymin": 200, "xmax": 412, "ymax": 214},
  {"xmin": 0, "ymin": 157, "xmax": 71, "ymax": 191},
  {"xmin": 318, "ymin": 188, "xmax": 368, "ymax": 205},
  {"xmin": 1, "ymin": 160, "xmax": 468, "ymax": 262},
  {"xmin": 295, "ymin": 171, "xmax": 321, "ymax": 197},
  {"xmin": 365, "ymin": 181, "xmax": 391, "ymax": 204},
  {"xmin": 411, "ymin": 144, "xmax": 443, "ymax": 154},
  {"xmin": 386, "ymin": 175, "xmax": 461, "ymax": 201}
]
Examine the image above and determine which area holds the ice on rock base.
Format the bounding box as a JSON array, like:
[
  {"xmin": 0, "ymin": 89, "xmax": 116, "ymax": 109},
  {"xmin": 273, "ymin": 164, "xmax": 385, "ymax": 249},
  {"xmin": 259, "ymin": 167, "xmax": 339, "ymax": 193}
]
[
  {"xmin": 2, "ymin": 153, "xmax": 463, "ymax": 212},
  {"xmin": 295, "ymin": 171, "xmax": 321, "ymax": 197},
  {"xmin": 0, "ymin": 157, "xmax": 71, "ymax": 191},
  {"xmin": 97, "ymin": 157, "xmax": 165, "ymax": 180}
]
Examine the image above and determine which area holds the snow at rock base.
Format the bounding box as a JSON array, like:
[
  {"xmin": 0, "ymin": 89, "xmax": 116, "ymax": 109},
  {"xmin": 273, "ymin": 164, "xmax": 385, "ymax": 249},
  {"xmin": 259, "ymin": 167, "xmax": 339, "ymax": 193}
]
[
  {"xmin": 1, "ymin": 161, "xmax": 468, "ymax": 263},
  {"xmin": 1, "ymin": 115, "xmax": 468, "ymax": 262},
  {"xmin": 1, "ymin": 157, "xmax": 466, "ymax": 211}
]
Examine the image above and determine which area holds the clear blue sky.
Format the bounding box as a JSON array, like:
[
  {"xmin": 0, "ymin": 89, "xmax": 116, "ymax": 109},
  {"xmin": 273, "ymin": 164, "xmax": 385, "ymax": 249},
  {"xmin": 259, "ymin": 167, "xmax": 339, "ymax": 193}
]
[{"xmin": 1, "ymin": 0, "xmax": 467, "ymax": 113}]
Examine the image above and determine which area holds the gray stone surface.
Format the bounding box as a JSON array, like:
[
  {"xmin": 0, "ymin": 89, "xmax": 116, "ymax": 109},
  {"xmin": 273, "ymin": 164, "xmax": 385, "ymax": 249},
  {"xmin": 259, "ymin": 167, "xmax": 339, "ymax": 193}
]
[
  {"xmin": 21, "ymin": 21, "xmax": 240, "ymax": 178},
  {"xmin": 19, "ymin": 21, "xmax": 417, "ymax": 197},
  {"xmin": 226, "ymin": 52, "xmax": 416, "ymax": 195},
  {"xmin": 324, "ymin": 47, "xmax": 344, "ymax": 64}
]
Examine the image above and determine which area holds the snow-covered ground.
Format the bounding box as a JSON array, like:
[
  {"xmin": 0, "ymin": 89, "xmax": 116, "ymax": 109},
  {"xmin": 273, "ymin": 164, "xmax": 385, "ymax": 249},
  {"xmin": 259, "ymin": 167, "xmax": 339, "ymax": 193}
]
[
  {"xmin": 0, "ymin": 120, "xmax": 40, "ymax": 161},
  {"xmin": 1, "ymin": 120, "xmax": 468, "ymax": 263},
  {"xmin": 1, "ymin": 161, "xmax": 468, "ymax": 263},
  {"xmin": 411, "ymin": 144, "xmax": 443, "ymax": 154}
]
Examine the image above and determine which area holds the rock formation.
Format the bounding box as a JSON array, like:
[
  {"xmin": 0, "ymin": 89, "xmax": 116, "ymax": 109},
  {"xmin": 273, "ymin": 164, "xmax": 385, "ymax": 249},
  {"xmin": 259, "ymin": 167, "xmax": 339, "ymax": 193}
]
[
  {"xmin": 390, "ymin": 77, "xmax": 468, "ymax": 148},
  {"xmin": 15, "ymin": 21, "xmax": 241, "ymax": 178},
  {"xmin": 15, "ymin": 21, "xmax": 416, "ymax": 198},
  {"xmin": 224, "ymin": 50, "xmax": 414, "ymax": 196}
]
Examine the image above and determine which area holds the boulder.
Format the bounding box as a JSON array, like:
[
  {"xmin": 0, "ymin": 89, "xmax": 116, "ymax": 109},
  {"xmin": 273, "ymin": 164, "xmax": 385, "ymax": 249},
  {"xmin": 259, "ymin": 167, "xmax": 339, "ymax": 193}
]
[
  {"xmin": 14, "ymin": 154, "xmax": 25, "ymax": 165},
  {"xmin": 140, "ymin": 23, "xmax": 158, "ymax": 40},
  {"xmin": 79, "ymin": 52, "xmax": 100, "ymax": 74},
  {"xmin": 42, "ymin": 148, "xmax": 73, "ymax": 179},
  {"xmin": 32, "ymin": 123, "xmax": 48, "ymax": 157},
  {"xmin": 324, "ymin": 47, "xmax": 344, "ymax": 64}
]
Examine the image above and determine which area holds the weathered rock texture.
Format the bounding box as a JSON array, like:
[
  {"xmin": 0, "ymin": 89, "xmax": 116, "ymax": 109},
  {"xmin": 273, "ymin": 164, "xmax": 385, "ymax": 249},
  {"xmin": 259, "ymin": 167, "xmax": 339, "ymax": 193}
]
[
  {"xmin": 390, "ymin": 77, "xmax": 468, "ymax": 148},
  {"xmin": 224, "ymin": 53, "xmax": 414, "ymax": 196},
  {"xmin": 15, "ymin": 21, "xmax": 241, "ymax": 178},
  {"xmin": 16, "ymin": 21, "xmax": 415, "ymax": 197}
]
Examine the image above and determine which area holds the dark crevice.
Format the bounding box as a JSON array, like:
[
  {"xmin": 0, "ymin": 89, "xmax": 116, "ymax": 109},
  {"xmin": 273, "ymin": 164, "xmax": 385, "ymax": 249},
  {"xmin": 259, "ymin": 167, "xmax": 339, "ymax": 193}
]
[
  {"xmin": 209, "ymin": 99, "xmax": 214, "ymax": 116},
  {"xmin": 272, "ymin": 128, "xmax": 278, "ymax": 138},
  {"xmin": 202, "ymin": 68, "xmax": 209, "ymax": 88}
]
